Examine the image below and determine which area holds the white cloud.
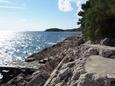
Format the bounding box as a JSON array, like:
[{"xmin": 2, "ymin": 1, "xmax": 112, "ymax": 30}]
[
  {"xmin": 75, "ymin": 0, "xmax": 87, "ymax": 13},
  {"xmin": 58, "ymin": 0, "xmax": 73, "ymax": 12},
  {"xmin": 58, "ymin": 0, "xmax": 87, "ymax": 12}
]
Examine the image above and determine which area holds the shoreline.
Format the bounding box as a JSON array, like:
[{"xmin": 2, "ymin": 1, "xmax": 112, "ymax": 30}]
[
  {"xmin": 1, "ymin": 35, "xmax": 115, "ymax": 86},
  {"xmin": 0, "ymin": 31, "xmax": 80, "ymax": 66},
  {"xmin": 0, "ymin": 35, "xmax": 83, "ymax": 85},
  {"xmin": 25, "ymin": 35, "xmax": 82, "ymax": 62}
]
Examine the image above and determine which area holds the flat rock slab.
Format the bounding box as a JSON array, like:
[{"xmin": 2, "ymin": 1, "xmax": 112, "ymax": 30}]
[
  {"xmin": 85, "ymin": 55, "xmax": 115, "ymax": 74},
  {"xmin": 84, "ymin": 44, "xmax": 115, "ymax": 50}
]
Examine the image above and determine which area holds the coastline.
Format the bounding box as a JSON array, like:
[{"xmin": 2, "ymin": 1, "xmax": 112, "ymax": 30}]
[
  {"xmin": 1, "ymin": 35, "xmax": 115, "ymax": 86},
  {"xmin": 0, "ymin": 35, "xmax": 84, "ymax": 85}
]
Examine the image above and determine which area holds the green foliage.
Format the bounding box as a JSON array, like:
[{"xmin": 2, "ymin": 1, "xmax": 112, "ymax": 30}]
[{"xmin": 78, "ymin": 0, "xmax": 115, "ymax": 41}]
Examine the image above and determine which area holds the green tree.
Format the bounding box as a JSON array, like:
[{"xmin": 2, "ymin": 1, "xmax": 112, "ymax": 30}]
[{"xmin": 78, "ymin": 0, "xmax": 115, "ymax": 42}]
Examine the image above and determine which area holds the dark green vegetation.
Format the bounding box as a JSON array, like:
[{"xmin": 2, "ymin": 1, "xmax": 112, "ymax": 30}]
[
  {"xmin": 45, "ymin": 28, "xmax": 64, "ymax": 31},
  {"xmin": 45, "ymin": 28, "xmax": 81, "ymax": 32},
  {"xmin": 78, "ymin": 0, "xmax": 115, "ymax": 42}
]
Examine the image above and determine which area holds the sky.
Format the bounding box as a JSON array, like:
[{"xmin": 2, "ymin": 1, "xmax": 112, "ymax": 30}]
[{"xmin": 0, "ymin": 0, "xmax": 87, "ymax": 31}]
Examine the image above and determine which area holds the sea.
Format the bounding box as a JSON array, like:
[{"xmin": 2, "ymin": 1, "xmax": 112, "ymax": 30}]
[{"xmin": 0, "ymin": 31, "xmax": 80, "ymax": 64}]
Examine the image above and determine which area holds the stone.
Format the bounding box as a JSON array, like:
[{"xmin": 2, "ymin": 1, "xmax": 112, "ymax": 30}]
[
  {"xmin": 32, "ymin": 71, "xmax": 40, "ymax": 77},
  {"xmin": 85, "ymin": 55, "xmax": 115, "ymax": 75},
  {"xmin": 76, "ymin": 38, "xmax": 85, "ymax": 46},
  {"xmin": 109, "ymin": 54, "xmax": 115, "ymax": 59},
  {"xmin": 25, "ymin": 57, "xmax": 36, "ymax": 62},
  {"xmin": 55, "ymin": 82, "xmax": 65, "ymax": 86},
  {"xmin": 77, "ymin": 73, "xmax": 108, "ymax": 86},
  {"xmin": 85, "ymin": 40, "xmax": 92, "ymax": 44},
  {"xmin": 61, "ymin": 61, "xmax": 75, "ymax": 69},
  {"xmin": 4, "ymin": 73, "xmax": 29, "ymax": 86},
  {"xmin": 58, "ymin": 68, "xmax": 72, "ymax": 81},
  {"xmin": 99, "ymin": 49, "xmax": 115, "ymax": 58},
  {"xmin": 100, "ymin": 38, "xmax": 110, "ymax": 46},
  {"xmin": 100, "ymin": 38, "xmax": 115, "ymax": 47},
  {"xmin": 87, "ymin": 48, "xmax": 99, "ymax": 55},
  {"xmin": 71, "ymin": 71, "xmax": 80, "ymax": 81},
  {"xmin": 25, "ymin": 53, "xmax": 39, "ymax": 62},
  {"xmin": 50, "ymin": 77, "xmax": 60, "ymax": 86},
  {"xmin": 26, "ymin": 70, "xmax": 49, "ymax": 86},
  {"xmin": 71, "ymin": 69, "xmax": 85, "ymax": 81}
]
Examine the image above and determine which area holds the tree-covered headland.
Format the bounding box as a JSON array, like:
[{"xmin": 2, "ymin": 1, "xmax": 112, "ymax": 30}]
[{"xmin": 78, "ymin": 0, "xmax": 115, "ymax": 42}]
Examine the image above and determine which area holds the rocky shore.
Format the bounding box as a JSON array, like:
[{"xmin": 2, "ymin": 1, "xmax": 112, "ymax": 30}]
[{"xmin": 1, "ymin": 36, "xmax": 115, "ymax": 86}]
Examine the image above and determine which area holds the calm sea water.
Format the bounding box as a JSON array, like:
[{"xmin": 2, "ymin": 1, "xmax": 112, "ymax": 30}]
[{"xmin": 0, "ymin": 31, "xmax": 80, "ymax": 64}]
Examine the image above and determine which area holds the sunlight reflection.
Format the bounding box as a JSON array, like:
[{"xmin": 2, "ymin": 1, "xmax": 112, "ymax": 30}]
[
  {"xmin": 0, "ymin": 31, "xmax": 17, "ymax": 65},
  {"xmin": 0, "ymin": 31, "xmax": 16, "ymax": 40}
]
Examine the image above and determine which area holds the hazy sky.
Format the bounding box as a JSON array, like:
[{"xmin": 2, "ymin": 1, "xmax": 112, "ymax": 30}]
[{"xmin": 0, "ymin": 0, "xmax": 86, "ymax": 31}]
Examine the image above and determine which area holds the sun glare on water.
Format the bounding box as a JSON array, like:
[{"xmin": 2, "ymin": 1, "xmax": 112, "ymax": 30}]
[
  {"xmin": 0, "ymin": 31, "xmax": 17, "ymax": 65},
  {"xmin": 0, "ymin": 31, "xmax": 16, "ymax": 40}
]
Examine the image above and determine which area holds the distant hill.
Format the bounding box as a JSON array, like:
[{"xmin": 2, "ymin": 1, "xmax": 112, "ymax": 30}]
[
  {"xmin": 45, "ymin": 28, "xmax": 81, "ymax": 32},
  {"xmin": 45, "ymin": 28, "xmax": 64, "ymax": 32}
]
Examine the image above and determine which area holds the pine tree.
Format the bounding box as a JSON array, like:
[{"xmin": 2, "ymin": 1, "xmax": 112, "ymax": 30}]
[{"xmin": 78, "ymin": 0, "xmax": 115, "ymax": 42}]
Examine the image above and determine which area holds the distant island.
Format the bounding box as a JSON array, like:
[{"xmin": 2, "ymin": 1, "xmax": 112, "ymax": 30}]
[{"xmin": 45, "ymin": 28, "xmax": 81, "ymax": 32}]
